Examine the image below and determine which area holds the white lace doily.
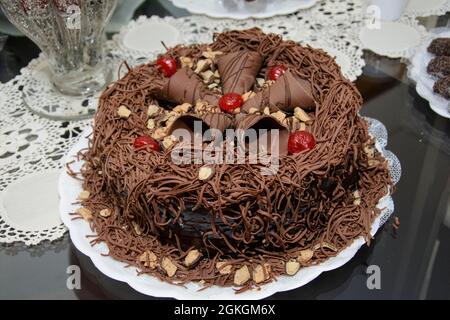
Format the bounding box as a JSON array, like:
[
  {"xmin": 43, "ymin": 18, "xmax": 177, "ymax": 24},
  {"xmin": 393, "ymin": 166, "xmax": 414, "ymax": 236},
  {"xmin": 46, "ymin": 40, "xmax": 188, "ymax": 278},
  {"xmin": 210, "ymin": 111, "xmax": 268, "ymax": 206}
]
[
  {"xmin": 0, "ymin": 76, "xmax": 91, "ymax": 245},
  {"xmin": 168, "ymin": 0, "xmax": 318, "ymax": 20},
  {"xmin": 359, "ymin": 16, "xmax": 428, "ymax": 59},
  {"xmin": 404, "ymin": 0, "xmax": 450, "ymax": 18},
  {"xmin": 59, "ymin": 117, "xmax": 400, "ymax": 299}
]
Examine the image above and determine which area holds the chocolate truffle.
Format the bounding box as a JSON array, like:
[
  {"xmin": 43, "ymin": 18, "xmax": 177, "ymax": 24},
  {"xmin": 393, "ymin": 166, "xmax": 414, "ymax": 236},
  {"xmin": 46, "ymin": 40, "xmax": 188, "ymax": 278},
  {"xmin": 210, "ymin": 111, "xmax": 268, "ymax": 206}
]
[
  {"xmin": 427, "ymin": 56, "xmax": 450, "ymax": 78},
  {"xmin": 433, "ymin": 76, "xmax": 450, "ymax": 100},
  {"xmin": 428, "ymin": 38, "xmax": 450, "ymax": 56}
]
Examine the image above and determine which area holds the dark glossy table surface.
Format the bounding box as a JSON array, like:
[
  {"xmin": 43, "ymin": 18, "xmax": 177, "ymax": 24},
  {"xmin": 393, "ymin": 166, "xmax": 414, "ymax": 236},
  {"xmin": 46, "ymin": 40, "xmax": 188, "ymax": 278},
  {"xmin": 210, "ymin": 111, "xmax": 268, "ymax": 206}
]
[{"xmin": 0, "ymin": 1, "xmax": 449, "ymax": 300}]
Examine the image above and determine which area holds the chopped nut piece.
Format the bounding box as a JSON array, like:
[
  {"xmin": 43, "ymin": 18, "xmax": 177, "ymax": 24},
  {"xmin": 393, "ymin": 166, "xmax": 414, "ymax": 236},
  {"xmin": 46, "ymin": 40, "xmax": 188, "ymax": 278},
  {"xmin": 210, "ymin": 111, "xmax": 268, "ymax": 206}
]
[
  {"xmin": 299, "ymin": 122, "xmax": 306, "ymax": 131},
  {"xmin": 208, "ymin": 83, "xmax": 218, "ymax": 89},
  {"xmin": 214, "ymin": 70, "xmax": 220, "ymax": 78},
  {"xmin": 179, "ymin": 56, "xmax": 193, "ymax": 68},
  {"xmin": 132, "ymin": 221, "xmax": 142, "ymax": 235},
  {"xmin": 263, "ymin": 107, "xmax": 270, "ymax": 115},
  {"xmin": 264, "ymin": 263, "xmax": 272, "ymax": 275},
  {"xmin": 147, "ymin": 118, "xmax": 156, "ymax": 129},
  {"xmin": 233, "ymin": 107, "xmax": 241, "ymax": 114},
  {"xmin": 248, "ymin": 107, "xmax": 259, "ymax": 114},
  {"xmin": 76, "ymin": 207, "xmax": 92, "ymax": 220},
  {"xmin": 161, "ymin": 257, "xmax": 177, "ymax": 277},
  {"xmin": 252, "ymin": 264, "xmax": 269, "ymax": 284},
  {"xmin": 147, "ymin": 104, "xmax": 160, "ymax": 117},
  {"xmin": 78, "ymin": 190, "xmax": 90, "ymax": 200},
  {"xmin": 194, "ymin": 59, "xmax": 212, "ymax": 73},
  {"xmin": 265, "ymin": 80, "xmax": 275, "ymax": 87},
  {"xmin": 363, "ymin": 144, "xmax": 375, "ymax": 158},
  {"xmin": 271, "ymin": 110, "xmax": 286, "ymax": 123},
  {"xmin": 256, "ymin": 78, "xmax": 265, "ymax": 87},
  {"xmin": 353, "ymin": 190, "xmax": 361, "ymax": 205},
  {"xmin": 152, "ymin": 128, "xmax": 167, "ymax": 140},
  {"xmin": 234, "ymin": 265, "xmax": 251, "ymax": 286},
  {"xmin": 216, "ymin": 261, "xmax": 232, "ymax": 275},
  {"xmin": 117, "ymin": 105, "xmax": 131, "ymax": 118},
  {"xmin": 201, "ymin": 70, "xmax": 215, "ymax": 83},
  {"xmin": 368, "ymin": 159, "xmax": 380, "ymax": 167},
  {"xmin": 213, "ymin": 78, "xmax": 220, "ymax": 84},
  {"xmin": 286, "ymin": 260, "xmax": 300, "ymax": 276},
  {"xmin": 313, "ymin": 242, "xmax": 337, "ymax": 252},
  {"xmin": 298, "ymin": 249, "xmax": 314, "ymax": 263},
  {"xmin": 138, "ymin": 250, "xmax": 157, "ymax": 269},
  {"xmin": 202, "ymin": 49, "xmax": 223, "ymax": 60},
  {"xmin": 294, "ymin": 107, "xmax": 311, "ymax": 123},
  {"xmin": 242, "ymin": 91, "xmax": 256, "ymax": 102},
  {"xmin": 162, "ymin": 135, "xmax": 177, "ymax": 149},
  {"xmin": 173, "ymin": 103, "xmax": 191, "ymax": 113},
  {"xmin": 198, "ymin": 166, "xmax": 215, "ymax": 181},
  {"xmin": 184, "ymin": 249, "xmax": 202, "ymax": 267},
  {"xmin": 99, "ymin": 208, "xmax": 111, "ymax": 217}
]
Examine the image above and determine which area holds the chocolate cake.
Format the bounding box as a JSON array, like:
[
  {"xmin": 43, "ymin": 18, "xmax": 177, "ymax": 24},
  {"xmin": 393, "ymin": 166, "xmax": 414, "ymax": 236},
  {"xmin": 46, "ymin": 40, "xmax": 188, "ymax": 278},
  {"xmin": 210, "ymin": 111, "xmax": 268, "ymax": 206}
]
[{"xmin": 74, "ymin": 28, "xmax": 392, "ymax": 291}]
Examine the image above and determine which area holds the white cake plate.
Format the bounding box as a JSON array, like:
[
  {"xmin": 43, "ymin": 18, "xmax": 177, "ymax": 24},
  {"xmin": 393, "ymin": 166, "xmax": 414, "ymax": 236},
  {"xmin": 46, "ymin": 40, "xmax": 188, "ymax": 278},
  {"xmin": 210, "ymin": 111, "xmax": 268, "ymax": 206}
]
[{"xmin": 59, "ymin": 118, "xmax": 400, "ymax": 299}]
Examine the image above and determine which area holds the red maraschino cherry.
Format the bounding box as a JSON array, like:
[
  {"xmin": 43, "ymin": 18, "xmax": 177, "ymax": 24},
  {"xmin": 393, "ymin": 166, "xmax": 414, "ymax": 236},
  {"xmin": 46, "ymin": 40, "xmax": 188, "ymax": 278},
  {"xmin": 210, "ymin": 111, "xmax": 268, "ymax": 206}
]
[
  {"xmin": 156, "ymin": 56, "xmax": 177, "ymax": 77},
  {"xmin": 288, "ymin": 131, "xmax": 316, "ymax": 154},
  {"xmin": 267, "ymin": 65, "xmax": 287, "ymax": 81},
  {"xmin": 134, "ymin": 136, "xmax": 160, "ymax": 151},
  {"xmin": 219, "ymin": 93, "xmax": 243, "ymax": 113}
]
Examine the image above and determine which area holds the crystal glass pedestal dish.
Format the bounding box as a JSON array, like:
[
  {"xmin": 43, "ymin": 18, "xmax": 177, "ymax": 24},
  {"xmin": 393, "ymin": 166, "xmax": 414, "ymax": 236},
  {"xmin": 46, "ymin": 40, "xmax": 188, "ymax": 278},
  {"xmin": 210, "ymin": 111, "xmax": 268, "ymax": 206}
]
[{"xmin": 0, "ymin": 0, "xmax": 118, "ymax": 120}]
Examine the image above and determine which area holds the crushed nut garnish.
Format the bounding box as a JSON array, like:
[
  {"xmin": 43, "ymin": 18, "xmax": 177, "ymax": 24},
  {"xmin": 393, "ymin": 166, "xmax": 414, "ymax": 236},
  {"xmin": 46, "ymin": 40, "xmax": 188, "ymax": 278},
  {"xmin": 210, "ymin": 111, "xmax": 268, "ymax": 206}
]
[
  {"xmin": 99, "ymin": 208, "xmax": 111, "ymax": 217},
  {"xmin": 234, "ymin": 265, "xmax": 251, "ymax": 286},
  {"xmin": 117, "ymin": 105, "xmax": 131, "ymax": 118},
  {"xmin": 184, "ymin": 249, "xmax": 202, "ymax": 267},
  {"xmin": 147, "ymin": 118, "xmax": 156, "ymax": 129},
  {"xmin": 173, "ymin": 102, "xmax": 191, "ymax": 113},
  {"xmin": 298, "ymin": 249, "xmax": 314, "ymax": 263},
  {"xmin": 138, "ymin": 250, "xmax": 157, "ymax": 269},
  {"xmin": 285, "ymin": 260, "xmax": 300, "ymax": 275},
  {"xmin": 216, "ymin": 261, "xmax": 232, "ymax": 275},
  {"xmin": 147, "ymin": 104, "xmax": 160, "ymax": 117},
  {"xmin": 271, "ymin": 110, "xmax": 286, "ymax": 123},
  {"xmin": 242, "ymin": 91, "xmax": 256, "ymax": 102},
  {"xmin": 179, "ymin": 56, "xmax": 193, "ymax": 68},
  {"xmin": 294, "ymin": 107, "xmax": 311, "ymax": 123},
  {"xmin": 76, "ymin": 207, "xmax": 92, "ymax": 220},
  {"xmin": 198, "ymin": 165, "xmax": 215, "ymax": 181},
  {"xmin": 252, "ymin": 264, "xmax": 269, "ymax": 284},
  {"xmin": 78, "ymin": 190, "xmax": 90, "ymax": 200},
  {"xmin": 161, "ymin": 257, "xmax": 177, "ymax": 277}
]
